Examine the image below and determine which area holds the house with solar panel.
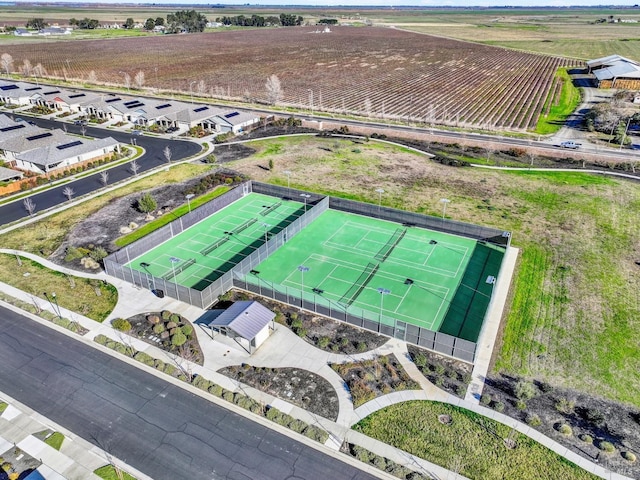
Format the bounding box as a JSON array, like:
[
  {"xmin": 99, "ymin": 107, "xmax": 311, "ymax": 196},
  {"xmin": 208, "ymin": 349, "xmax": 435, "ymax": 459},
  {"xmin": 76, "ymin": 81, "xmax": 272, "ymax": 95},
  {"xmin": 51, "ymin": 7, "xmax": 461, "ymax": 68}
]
[{"xmin": 0, "ymin": 114, "xmax": 119, "ymax": 175}]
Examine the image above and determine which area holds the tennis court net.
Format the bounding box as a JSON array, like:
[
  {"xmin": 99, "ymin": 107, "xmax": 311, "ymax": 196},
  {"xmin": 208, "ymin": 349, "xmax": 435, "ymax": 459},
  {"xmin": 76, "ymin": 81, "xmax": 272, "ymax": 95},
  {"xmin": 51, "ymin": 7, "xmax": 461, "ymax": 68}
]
[
  {"xmin": 230, "ymin": 218, "xmax": 257, "ymax": 235},
  {"xmin": 260, "ymin": 202, "xmax": 282, "ymax": 216},
  {"xmin": 200, "ymin": 237, "xmax": 230, "ymax": 256},
  {"xmin": 162, "ymin": 258, "xmax": 196, "ymax": 280},
  {"xmin": 374, "ymin": 228, "xmax": 406, "ymax": 263},
  {"xmin": 339, "ymin": 262, "xmax": 380, "ymax": 307}
]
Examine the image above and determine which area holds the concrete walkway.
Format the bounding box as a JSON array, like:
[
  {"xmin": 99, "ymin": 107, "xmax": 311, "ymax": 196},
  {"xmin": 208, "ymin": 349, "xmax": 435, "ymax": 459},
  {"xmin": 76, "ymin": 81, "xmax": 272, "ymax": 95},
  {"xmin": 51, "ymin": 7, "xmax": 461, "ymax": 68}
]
[{"xmin": 0, "ymin": 249, "xmax": 632, "ymax": 480}]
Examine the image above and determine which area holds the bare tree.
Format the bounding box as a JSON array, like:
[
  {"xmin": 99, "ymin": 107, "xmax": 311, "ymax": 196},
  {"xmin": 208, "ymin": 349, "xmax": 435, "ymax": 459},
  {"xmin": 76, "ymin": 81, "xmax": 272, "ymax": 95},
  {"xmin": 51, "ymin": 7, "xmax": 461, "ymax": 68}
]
[
  {"xmin": 99, "ymin": 170, "xmax": 109, "ymax": 187},
  {"xmin": 1, "ymin": 53, "xmax": 13, "ymax": 75},
  {"xmin": 527, "ymin": 150, "xmax": 536, "ymax": 167},
  {"xmin": 62, "ymin": 186, "xmax": 75, "ymax": 201},
  {"xmin": 80, "ymin": 126, "xmax": 87, "ymax": 137},
  {"xmin": 21, "ymin": 59, "xmax": 32, "ymax": 77},
  {"xmin": 33, "ymin": 63, "xmax": 46, "ymax": 78},
  {"xmin": 23, "ymin": 197, "xmax": 36, "ymax": 216},
  {"xmin": 129, "ymin": 159, "xmax": 140, "ymax": 176},
  {"xmin": 122, "ymin": 72, "xmax": 131, "ymax": 91},
  {"xmin": 484, "ymin": 145, "xmax": 495, "ymax": 164},
  {"xmin": 62, "ymin": 123, "xmax": 67, "ymax": 133},
  {"xmin": 265, "ymin": 74, "xmax": 282, "ymax": 105},
  {"xmin": 163, "ymin": 145, "xmax": 172, "ymax": 164},
  {"xmin": 87, "ymin": 70, "xmax": 97, "ymax": 84},
  {"xmin": 196, "ymin": 79, "xmax": 206, "ymax": 95},
  {"xmin": 134, "ymin": 70, "xmax": 145, "ymax": 89}
]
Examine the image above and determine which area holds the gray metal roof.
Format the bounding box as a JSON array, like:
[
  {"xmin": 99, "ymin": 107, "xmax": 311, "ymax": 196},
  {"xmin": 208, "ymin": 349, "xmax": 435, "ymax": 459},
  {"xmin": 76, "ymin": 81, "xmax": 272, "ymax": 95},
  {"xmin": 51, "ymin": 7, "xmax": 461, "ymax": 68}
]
[
  {"xmin": 593, "ymin": 61, "xmax": 640, "ymax": 81},
  {"xmin": 206, "ymin": 301, "xmax": 274, "ymax": 340},
  {"xmin": 0, "ymin": 167, "xmax": 23, "ymax": 181},
  {"xmin": 587, "ymin": 54, "xmax": 639, "ymax": 70},
  {"xmin": 15, "ymin": 136, "xmax": 119, "ymax": 168}
]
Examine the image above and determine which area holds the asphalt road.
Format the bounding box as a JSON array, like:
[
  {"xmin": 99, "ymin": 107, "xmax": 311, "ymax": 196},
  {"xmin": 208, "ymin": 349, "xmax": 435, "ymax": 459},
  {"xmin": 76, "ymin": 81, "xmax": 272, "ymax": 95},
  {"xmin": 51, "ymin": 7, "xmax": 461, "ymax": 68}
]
[
  {"xmin": 0, "ymin": 306, "xmax": 376, "ymax": 480},
  {"xmin": 0, "ymin": 116, "xmax": 202, "ymax": 226}
]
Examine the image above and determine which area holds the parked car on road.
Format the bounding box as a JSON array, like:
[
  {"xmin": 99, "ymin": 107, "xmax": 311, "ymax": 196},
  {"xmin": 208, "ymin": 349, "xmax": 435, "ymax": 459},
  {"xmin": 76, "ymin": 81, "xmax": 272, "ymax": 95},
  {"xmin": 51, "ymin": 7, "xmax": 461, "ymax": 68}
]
[
  {"xmin": 559, "ymin": 141, "xmax": 581, "ymax": 149},
  {"xmin": 74, "ymin": 119, "xmax": 87, "ymax": 126},
  {"xmin": 131, "ymin": 130, "xmax": 143, "ymax": 136}
]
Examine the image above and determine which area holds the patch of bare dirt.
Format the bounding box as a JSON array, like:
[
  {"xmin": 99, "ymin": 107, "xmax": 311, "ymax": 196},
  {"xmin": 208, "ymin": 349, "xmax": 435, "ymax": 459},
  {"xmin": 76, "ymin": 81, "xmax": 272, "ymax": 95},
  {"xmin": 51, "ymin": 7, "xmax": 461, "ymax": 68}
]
[
  {"xmin": 483, "ymin": 373, "xmax": 640, "ymax": 478},
  {"xmin": 218, "ymin": 365, "xmax": 339, "ymax": 421},
  {"xmin": 408, "ymin": 345, "xmax": 472, "ymax": 398},
  {"xmin": 330, "ymin": 354, "xmax": 420, "ymax": 408},
  {"xmin": 123, "ymin": 310, "xmax": 203, "ymax": 365}
]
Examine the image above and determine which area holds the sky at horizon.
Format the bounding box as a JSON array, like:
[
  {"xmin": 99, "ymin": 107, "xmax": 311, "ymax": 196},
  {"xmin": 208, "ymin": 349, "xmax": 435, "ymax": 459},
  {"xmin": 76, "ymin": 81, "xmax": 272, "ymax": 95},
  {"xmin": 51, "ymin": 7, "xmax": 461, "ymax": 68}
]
[{"xmin": 7, "ymin": 1, "xmax": 640, "ymax": 7}]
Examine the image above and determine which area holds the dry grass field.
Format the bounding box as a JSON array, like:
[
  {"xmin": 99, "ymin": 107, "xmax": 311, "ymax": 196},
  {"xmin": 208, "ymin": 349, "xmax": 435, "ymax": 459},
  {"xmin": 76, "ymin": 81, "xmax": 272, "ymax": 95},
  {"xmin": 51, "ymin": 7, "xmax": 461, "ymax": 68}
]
[{"xmin": 228, "ymin": 136, "xmax": 640, "ymax": 407}]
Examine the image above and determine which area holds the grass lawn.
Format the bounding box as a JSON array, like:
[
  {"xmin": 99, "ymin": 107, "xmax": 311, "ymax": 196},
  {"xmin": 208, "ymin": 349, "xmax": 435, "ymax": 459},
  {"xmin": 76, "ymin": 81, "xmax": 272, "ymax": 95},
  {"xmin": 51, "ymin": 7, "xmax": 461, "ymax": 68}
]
[
  {"xmin": 115, "ymin": 185, "xmax": 230, "ymax": 247},
  {"xmin": 535, "ymin": 68, "xmax": 582, "ymax": 135},
  {"xmin": 44, "ymin": 432, "xmax": 64, "ymax": 450},
  {"xmin": 0, "ymin": 163, "xmax": 212, "ymax": 256},
  {"xmin": 354, "ymin": 401, "xmax": 598, "ymax": 480},
  {"xmin": 94, "ymin": 465, "xmax": 137, "ymax": 480},
  {"xmin": 229, "ymin": 136, "xmax": 640, "ymax": 407},
  {"xmin": 0, "ymin": 253, "xmax": 118, "ymax": 322}
]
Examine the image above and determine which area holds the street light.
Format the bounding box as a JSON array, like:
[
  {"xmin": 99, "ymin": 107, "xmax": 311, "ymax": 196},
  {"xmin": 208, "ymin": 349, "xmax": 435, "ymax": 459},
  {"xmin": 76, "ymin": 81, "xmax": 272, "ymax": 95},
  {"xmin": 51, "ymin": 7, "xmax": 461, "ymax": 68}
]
[
  {"xmin": 140, "ymin": 262, "xmax": 155, "ymax": 290},
  {"xmin": 169, "ymin": 256, "xmax": 181, "ymax": 282},
  {"xmin": 297, "ymin": 265, "xmax": 310, "ymax": 311},
  {"xmin": 283, "ymin": 170, "xmax": 292, "ymax": 196},
  {"xmin": 377, "ymin": 287, "xmax": 390, "ymax": 324},
  {"xmin": 300, "ymin": 193, "xmax": 311, "ymax": 213},
  {"xmin": 262, "ymin": 223, "xmax": 270, "ymax": 249},
  {"xmin": 185, "ymin": 193, "xmax": 195, "ymax": 213},
  {"xmin": 375, "ymin": 188, "xmax": 384, "ymax": 214},
  {"xmin": 439, "ymin": 198, "xmax": 451, "ymax": 225},
  {"xmin": 189, "ymin": 80, "xmax": 197, "ymax": 104}
]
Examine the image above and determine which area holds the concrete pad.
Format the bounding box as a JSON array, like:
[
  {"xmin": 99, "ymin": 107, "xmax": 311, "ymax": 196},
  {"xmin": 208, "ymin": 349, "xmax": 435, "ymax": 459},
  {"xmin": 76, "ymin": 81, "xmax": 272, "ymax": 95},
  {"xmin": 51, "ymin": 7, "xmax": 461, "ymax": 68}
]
[
  {"xmin": 36, "ymin": 464, "xmax": 67, "ymax": 480},
  {"xmin": 324, "ymin": 433, "xmax": 343, "ymax": 451},
  {"xmin": 270, "ymin": 398, "xmax": 294, "ymax": 415},
  {"xmin": 18, "ymin": 436, "xmax": 74, "ymax": 473},
  {"xmin": 2, "ymin": 404, "xmax": 22, "ymax": 421},
  {"xmin": 0, "ymin": 436, "xmax": 12, "ymax": 454}
]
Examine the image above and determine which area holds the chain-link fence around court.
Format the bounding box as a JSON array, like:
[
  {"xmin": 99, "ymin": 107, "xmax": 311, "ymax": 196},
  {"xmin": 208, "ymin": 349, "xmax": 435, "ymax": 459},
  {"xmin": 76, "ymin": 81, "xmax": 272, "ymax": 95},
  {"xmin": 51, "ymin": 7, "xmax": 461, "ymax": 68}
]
[{"xmin": 104, "ymin": 180, "xmax": 510, "ymax": 362}]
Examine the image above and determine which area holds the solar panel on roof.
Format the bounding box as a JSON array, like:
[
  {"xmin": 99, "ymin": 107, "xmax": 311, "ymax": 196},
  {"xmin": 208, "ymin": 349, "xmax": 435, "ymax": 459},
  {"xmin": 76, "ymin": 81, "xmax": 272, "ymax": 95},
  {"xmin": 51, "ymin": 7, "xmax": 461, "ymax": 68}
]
[
  {"xmin": 69, "ymin": 93, "xmax": 85, "ymax": 99},
  {"xmin": 43, "ymin": 90, "xmax": 60, "ymax": 95},
  {"xmin": 155, "ymin": 103, "xmax": 171, "ymax": 110},
  {"xmin": 26, "ymin": 132, "xmax": 53, "ymax": 141},
  {"xmin": 56, "ymin": 140, "xmax": 82, "ymax": 150},
  {"xmin": 194, "ymin": 106, "xmax": 209, "ymax": 113},
  {"xmin": 126, "ymin": 102, "xmax": 144, "ymax": 109},
  {"xmin": 0, "ymin": 124, "xmax": 25, "ymax": 132},
  {"xmin": 224, "ymin": 112, "xmax": 240, "ymax": 119},
  {"xmin": 105, "ymin": 97, "xmax": 121, "ymax": 103},
  {"xmin": 25, "ymin": 86, "xmax": 42, "ymax": 91},
  {"xmin": 0, "ymin": 85, "xmax": 19, "ymax": 91}
]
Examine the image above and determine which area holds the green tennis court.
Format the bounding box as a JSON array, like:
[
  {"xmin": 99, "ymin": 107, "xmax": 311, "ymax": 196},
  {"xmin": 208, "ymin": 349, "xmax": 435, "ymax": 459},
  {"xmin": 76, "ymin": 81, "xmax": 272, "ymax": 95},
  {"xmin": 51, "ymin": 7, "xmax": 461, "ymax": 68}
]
[
  {"xmin": 126, "ymin": 193, "xmax": 305, "ymax": 290},
  {"xmin": 247, "ymin": 210, "xmax": 504, "ymax": 342}
]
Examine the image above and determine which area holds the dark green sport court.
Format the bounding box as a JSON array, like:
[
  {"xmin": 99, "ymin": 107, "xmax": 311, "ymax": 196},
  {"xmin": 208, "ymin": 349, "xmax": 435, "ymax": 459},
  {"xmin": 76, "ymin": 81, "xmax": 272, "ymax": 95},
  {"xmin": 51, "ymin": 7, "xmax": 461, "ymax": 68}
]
[{"xmin": 127, "ymin": 193, "xmax": 504, "ymax": 343}]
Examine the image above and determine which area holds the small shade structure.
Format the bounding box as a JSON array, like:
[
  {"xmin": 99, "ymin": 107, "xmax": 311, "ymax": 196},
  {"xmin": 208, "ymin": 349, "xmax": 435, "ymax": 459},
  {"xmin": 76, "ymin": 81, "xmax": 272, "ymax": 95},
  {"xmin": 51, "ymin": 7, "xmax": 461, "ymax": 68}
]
[{"xmin": 202, "ymin": 301, "xmax": 275, "ymax": 354}]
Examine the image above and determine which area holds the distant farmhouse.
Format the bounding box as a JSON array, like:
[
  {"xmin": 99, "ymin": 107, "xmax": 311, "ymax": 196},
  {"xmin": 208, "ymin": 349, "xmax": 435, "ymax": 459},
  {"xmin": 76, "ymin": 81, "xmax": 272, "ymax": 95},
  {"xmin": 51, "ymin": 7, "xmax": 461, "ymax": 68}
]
[{"xmin": 588, "ymin": 54, "xmax": 640, "ymax": 89}]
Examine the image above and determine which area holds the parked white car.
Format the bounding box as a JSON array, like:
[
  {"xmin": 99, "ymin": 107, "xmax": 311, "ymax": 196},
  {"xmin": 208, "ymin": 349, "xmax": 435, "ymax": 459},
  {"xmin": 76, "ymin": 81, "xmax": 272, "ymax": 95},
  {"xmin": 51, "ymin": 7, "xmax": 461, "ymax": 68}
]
[{"xmin": 559, "ymin": 141, "xmax": 581, "ymax": 149}]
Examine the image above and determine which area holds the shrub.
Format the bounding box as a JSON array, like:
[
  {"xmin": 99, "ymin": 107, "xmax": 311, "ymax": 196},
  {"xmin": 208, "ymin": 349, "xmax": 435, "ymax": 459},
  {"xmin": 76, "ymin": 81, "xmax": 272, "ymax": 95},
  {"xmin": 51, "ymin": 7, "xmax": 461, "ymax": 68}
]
[
  {"xmin": 480, "ymin": 394, "xmax": 492, "ymax": 406},
  {"xmin": 94, "ymin": 334, "xmax": 109, "ymax": 345},
  {"xmin": 266, "ymin": 407, "xmax": 283, "ymax": 422},
  {"xmin": 352, "ymin": 445, "xmax": 371, "ymax": 463},
  {"xmin": 89, "ymin": 246, "xmax": 108, "ymax": 261},
  {"xmin": 434, "ymin": 364, "xmax": 445, "ymax": 375},
  {"xmin": 303, "ymin": 425, "xmax": 328, "ymax": 443},
  {"xmin": 557, "ymin": 424, "xmax": 572, "ymax": 436},
  {"xmin": 134, "ymin": 351, "xmax": 155, "ymax": 367},
  {"xmin": 64, "ymin": 246, "xmax": 83, "ymax": 262},
  {"xmin": 111, "ymin": 318, "xmax": 132, "ymax": 332},
  {"xmin": 163, "ymin": 363, "xmax": 177, "ymax": 376},
  {"xmin": 555, "ymin": 397, "xmax": 575, "ymax": 414},
  {"xmin": 161, "ymin": 310, "xmax": 172, "ymax": 320},
  {"xmin": 526, "ymin": 413, "xmax": 541, "ymax": 426},
  {"xmin": 516, "ymin": 400, "xmax": 527, "ymax": 411},
  {"xmin": 493, "ymin": 401, "xmax": 505, "ymax": 412},
  {"xmin": 514, "ymin": 380, "xmax": 537, "ymax": 401},
  {"xmin": 137, "ymin": 192, "xmax": 157, "ymax": 213},
  {"xmin": 296, "ymin": 328, "xmax": 307, "ymax": 338},
  {"xmin": 170, "ymin": 313, "xmax": 180, "ymax": 323},
  {"xmin": 147, "ymin": 314, "xmax": 160, "ymax": 324},
  {"xmin": 580, "ymin": 434, "xmax": 593, "ymax": 444},
  {"xmin": 53, "ymin": 317, "xmax": 71, "ymax": 329},
  {"xmin": 289, "ymin": 419, "xmax": 306, "ymax": 433},
  {"xmin": 181, "ymin": 323, "xmax": 193, "ymax": 336},
  {"xmin": 290, "ymin": 318, "xmax": 303, "ymax": 329},
  {"xmin": 209, "ymin": 384, "xmax": 223, "ymax": 397},
  {"xmin": 578, "ymin": 407, "xmax": 605, "ymax": 427},
  {"xmin": 153, "ymin": 323, "xmax": 165, "ymax": 334},
  {"xmin": 598, "ymin": 441, "xmax": 615, "ymax": 453},
  {"xmin": 538, "ymin": 381, "xmax": 553, "ymax": 393},
  {"xmin": 317, "ymin": 336, "xmax": 330, "ymax": 348},
  {"xmin": 460, "ymin": 372, "xmax": 472, "ymax": 384},
  {"xmin": 356, "ymin": 341, "xmax": 367, "ymax": 352},
  {"xmin": 166, "ymin": 321, "xmax": 177, "ymax": 330},
  {"xmin": 172, "ymin": 332, "xmax": 187, "ymax": 346},
  {"xmin": 622, "ymin": 451, "xmax": 636, "ymax": 462},
  {"xmin": 222, "ymin": 390, "xmax": 235, "ymax": 402},
  {"xmin": 192, "ymin": 375, "xmax": 212, "ymax": 392}
]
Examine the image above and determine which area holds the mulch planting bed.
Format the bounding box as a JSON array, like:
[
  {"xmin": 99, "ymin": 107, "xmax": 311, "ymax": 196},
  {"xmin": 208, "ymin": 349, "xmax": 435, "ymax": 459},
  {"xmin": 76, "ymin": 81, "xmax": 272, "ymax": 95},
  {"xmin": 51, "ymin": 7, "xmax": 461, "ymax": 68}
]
[
  {"xmin": 0, "ymin": 445, "xmax": 41, "ymax": 479},
  {"xmin": 221, "ymin": 289, "xmax": 389, "ymax": 354},
  {"xmin": 218, "ymin": 365, "xmax": 339, "ymax": 421},
  {"xmin": 330, "ymin": 354, "xmax": 420, "ymax": 408},
  {"xmin": 483, "ymin": 373, "xmax": 640, "ymax": 478},
  {"xmin": 123, "ymin": 310, "xmax": 203, "ymax": 365},
  {"xmin": 407, "ymin": 345, "xmax": 472, "ymax": 399}
]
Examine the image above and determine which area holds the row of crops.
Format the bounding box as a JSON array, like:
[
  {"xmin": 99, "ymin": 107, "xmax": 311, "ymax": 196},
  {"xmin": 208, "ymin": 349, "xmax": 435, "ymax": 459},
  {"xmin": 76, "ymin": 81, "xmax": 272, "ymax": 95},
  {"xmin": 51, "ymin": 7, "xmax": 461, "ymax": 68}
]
[{"xmin": 2, "ymin": 26, "xmax": 582, "ymax": 131}]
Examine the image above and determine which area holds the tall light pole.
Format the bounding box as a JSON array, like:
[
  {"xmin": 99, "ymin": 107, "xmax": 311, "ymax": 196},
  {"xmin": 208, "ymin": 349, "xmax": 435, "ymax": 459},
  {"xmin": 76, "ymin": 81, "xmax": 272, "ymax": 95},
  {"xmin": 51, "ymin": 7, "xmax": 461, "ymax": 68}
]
[
  {"xmin": 262, "ymin": 223, "xmax": 270, "ymax": 248},
  {"xmin": 376, "ymin": 188, "xmax": 384, "ymax": 214},
  {"xmin": 283, "ymin": 170, "xmax": 292, "ymax": 196},
  {"xmin": 619, "ymin": 117, "xmax": 632, "ymax": 150},
  {"xmin": 377, "ymin": 287, "xmax": 390, "ymax": 324},
  {"xmin": 300, "ymin": 193, "xmax": 310, "ymax": 213},
  {"xmin": 185, "ymin": 193, "xmax": 195, "ymax": 213},
  {"xmin": 140, "ymin": 262, "xmax": 155, "ymax": 291},
  {"xmin": 189, "ymin": 80, "xmax": 196, "ymax": 104},
  {"xmin": 440, "ymin": 198, "xmax": 450, "ymax": 226},
  {"xmin": 44, "ymin": 292, "xmax": 62, "ymax": 319},
  {"xmin": 169, "ymin": 256, "xmax": 180, "ymax": 282},
  {"xmin": 298, "ymin": 265, "xmax": 309, "ymax": 311}
]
